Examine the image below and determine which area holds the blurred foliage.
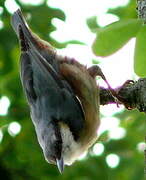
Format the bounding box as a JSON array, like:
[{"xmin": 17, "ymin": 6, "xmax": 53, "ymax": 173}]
[
  {"xmin": 91, "ymin": 0, "xmax": 146, "ymax": 77},
  {"xmin": 86, "ymin": 16, "xmax": 100, "ymax": 33},
  {"xmin": 0, "ymin": 0, "xmax": 145, "ymax": 179},
  {"xmin": 92, "ymin": 19, "xmax": 142, "ymax": 56},
  {"xmin": 108, "ymin": 0, "xmax": 137, "ymax": 19},
  {"xmin": 134, "ymin": 25, "xmax": 146, "ymax": 77}
]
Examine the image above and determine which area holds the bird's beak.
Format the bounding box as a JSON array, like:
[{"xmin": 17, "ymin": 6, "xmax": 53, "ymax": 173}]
[{"xmin": 56, "ymin": 157, "xmax": 64, "ymax": 173}]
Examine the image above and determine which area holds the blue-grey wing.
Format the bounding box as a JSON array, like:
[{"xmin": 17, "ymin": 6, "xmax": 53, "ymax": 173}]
[{"xmin": 20, "ymin": 43, "xmax": 85, "ymax": 140}]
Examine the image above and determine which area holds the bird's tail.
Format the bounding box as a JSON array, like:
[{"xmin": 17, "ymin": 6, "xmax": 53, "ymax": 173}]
[
  {"xmin": 11, "ymin": 9, "xmax": 65, "ymax": 92},
  {"xmin": 11, "ymin": 9, "xmax": 56, "ymax": 66},
  {"xmin": 11, "ymin": 9, "xmax": 35, "ymax": 45}
]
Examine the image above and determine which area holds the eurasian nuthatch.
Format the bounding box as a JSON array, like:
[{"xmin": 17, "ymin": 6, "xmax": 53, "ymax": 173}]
[{"xmin": 11, "ymin": 9, "xmax": 109, "ymax": 173}]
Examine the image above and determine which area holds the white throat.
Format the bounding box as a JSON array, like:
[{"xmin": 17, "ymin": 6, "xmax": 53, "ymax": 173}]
[
  {"xmin": 60, "ymin": 124, "xmax": 83, "ymax": 165},
  {"xmin": 60, "ymin": 123, "xmax": 97, "ymax": 166}
]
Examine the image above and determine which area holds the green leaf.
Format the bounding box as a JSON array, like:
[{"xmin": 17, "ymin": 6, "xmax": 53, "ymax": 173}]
[
  {"xmin": 108, "ymin": 0, "xmax": 137, "ymax": 19},
  {"xmin": 50, "ymin": 38, "xmax": 85, "ymax": 49},
  {"xmin": 86, "ymin": 16, "xmax": 99, "ymax": 33},
  {"xmin": 134, "ymin": 25, "xmax": 146, "ymax": 77},
  {"xmin": 92, "ymin": 59, "xmax": 100, "ymax": 64},
  {"xmin": 65, "ymin": 40, "xmax": 85, "ymax": 45},
  {"xmin": 92, "ymin": 19, "xmax": 142, "ymax": 57}
]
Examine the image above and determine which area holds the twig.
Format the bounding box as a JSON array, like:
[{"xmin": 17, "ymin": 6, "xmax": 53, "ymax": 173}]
[
  {"xmin": 137, "ymin": 0, "xmax": 146, "ymax": 23},
  {"xmin": 99, "ymin": 78, "xmax": 146, "ymax": 113}
]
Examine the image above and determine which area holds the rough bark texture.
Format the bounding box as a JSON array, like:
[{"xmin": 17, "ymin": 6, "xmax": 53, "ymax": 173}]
[
  {"xmin": 137, "ymin": 0, "xmax": 146, "ymax": 23},
  {"xmin": 99, "ymin": 78, "xmax": 146, "ymax": 113}
]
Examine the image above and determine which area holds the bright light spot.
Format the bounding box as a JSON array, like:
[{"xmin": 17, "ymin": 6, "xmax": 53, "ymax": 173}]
[
  {"xmin": 0, "ymin": 7, "xmax": 4, "ymax": 15},
  {"xmin": 48, "ymin": 0, "xmax": 129, "ymax": 17},
  {"xmin": 57, "ymin": 44, "xmax": 94, "ymax": 66},
  {"xmin": 19, "ymin": 0, "xmax": 43, "ymax": 5},
  {"xmin": 4, "ymin": 0, "xmax": 20, "ymax": 14},
  {"xmin": 51, "ymin": 18, "xmax": 64, "ymax": 29},
  {"xmin": 0, "ymin": 96, "xmax": 10, "ymax": 115},
  {"xmin": 48, "ymin": 0, "xmax": 134, "ymax": 90},
  {"xmin": 98, "ymin": 117, "xmax": 120, "ymax": 135},
  {"xmin": 137, "ymin": 142, "xmax": 146, "ymax": 152},
  {"xmin": 8, "ymin": 122, "xmax": 21, "ymax": 137},
  {"xmin": 109, "ymin": 127, "xmax": 126, "ymax": 140},
  {"xmin": 99, "ymin": 38, "xmax": 136, "ymax": 88},
  {"xmin": 51, "ymin": 17, "xmax": 95, "ymax": 45},
  {"xmin": 48, "ymin": 0, "xmax": 108, "ymax": 16},
  {"xmin": 100, "ymin": 104, "xmax": 124, "ymax": 116},
  {"xmin": 98, "ymin": 13, "xmax": 119, "ymax": 27},
  {"xmin": 108, "ymin": 0, "xmax": 129, "ymax": 8},
  {"xmin": 78, "ymin": 151, "xmax": 87, "ymax": 160},
  {"xmin": 93, "ymin": 143, "xmax": 104, "ymax": 156},
  {"xmin": 106, "ymin": 154, "xmax": 120, "ymax": 168},
  {"xmin": 0, "ymin": 20, "xmax": 4, "ymax": 29},
  {"xmin": 49, "ymin": 0, "xmax": 128, "ymax": 45},
  {"xmin": 0, "ymin": 130, "xmax": 3, "ymax": 143}
]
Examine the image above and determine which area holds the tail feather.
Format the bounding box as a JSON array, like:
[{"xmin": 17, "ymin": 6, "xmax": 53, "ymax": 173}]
[
  {"xmin": 11, "ymin": 9, "xmax": 33, "ymax": 43},
  {"xmin": 11, "ymin": 9, "xmax": 57, "ymax": 68}
]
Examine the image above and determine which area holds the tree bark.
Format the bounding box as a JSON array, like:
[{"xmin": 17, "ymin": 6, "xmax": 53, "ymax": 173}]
[{"xmin": 99, "ymin": 78, "xmax": 146, "ymax": 113}]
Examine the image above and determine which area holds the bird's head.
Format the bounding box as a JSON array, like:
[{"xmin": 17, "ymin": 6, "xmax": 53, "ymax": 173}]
[
  {"xmin": 39, "ymin": 120, "xmax": 86, "ymax": 173},
  {"xmin": 40, "ymin": 120, "xmax": 64, "ymax": 173},
  {"xmin": 36, "ymin": 113, "xmax": 86, "ymax": 173}
]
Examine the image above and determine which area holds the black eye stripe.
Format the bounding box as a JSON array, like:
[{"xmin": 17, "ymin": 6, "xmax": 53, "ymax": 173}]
[{"xmin": 48, "ymin": 118, "xmax": 63, "ymax": 159}]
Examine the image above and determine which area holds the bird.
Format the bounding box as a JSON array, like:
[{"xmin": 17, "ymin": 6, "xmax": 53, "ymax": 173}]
[{"xmin": 11, "ymin": 9, "xmax": 103, "ymax": 173}]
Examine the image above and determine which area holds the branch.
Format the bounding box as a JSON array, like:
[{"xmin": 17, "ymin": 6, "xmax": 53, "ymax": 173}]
[
  {"xmin": 137, "ymin": 0, "xmax": 146, "ymax": 23},
  {"xmin": 99, "ymin": 78, "xmax": 146, "ymax": 113}
]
